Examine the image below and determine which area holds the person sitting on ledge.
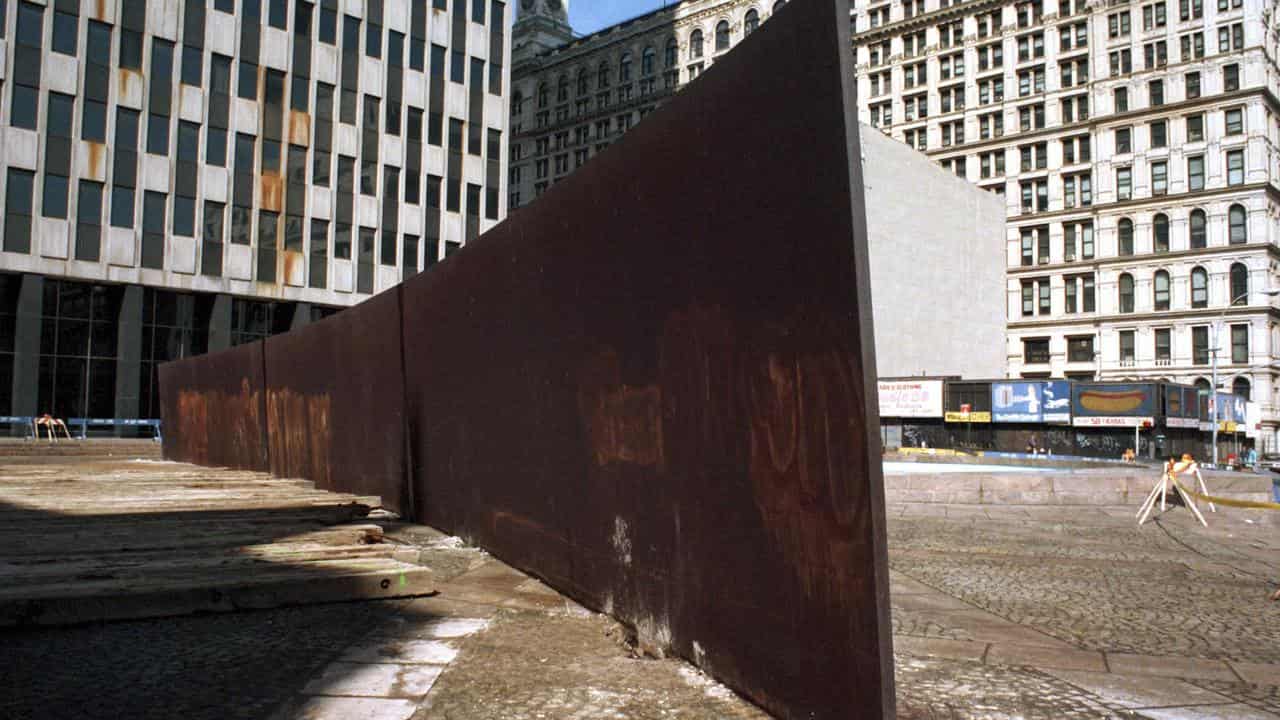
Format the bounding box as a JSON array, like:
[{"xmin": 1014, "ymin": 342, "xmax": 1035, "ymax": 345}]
[{"xmin": 1122, "ymin": 448, "xmax": 1136, "ymax": 462}]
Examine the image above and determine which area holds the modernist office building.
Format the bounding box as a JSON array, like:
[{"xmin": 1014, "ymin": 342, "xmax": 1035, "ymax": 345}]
[
  {"xmin": 850, "ymin": 0, "xmax": 1280, "ymax": 444},
  {"xmin": 0, "ymin": 0, "xmax": 511, "ymax": 426}
]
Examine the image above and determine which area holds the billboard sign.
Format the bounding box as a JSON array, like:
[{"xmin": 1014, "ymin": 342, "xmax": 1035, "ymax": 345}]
[
  {"xmin": 1072, "ymin": 382, "xmax": 1157, "ymax": 418},
  {"xmin": 1164, "ymin": 384, "xmax": 1200, "ymax": 428},
  {"xmin": 991, "ymin": 381, "xmax": 1071, "ymax": 423},
  {"xmin": 878, "ymin": 380, "xmax": 944, "ymax": 418},
  {"xmin": 1042, "ymin": 381, "xmax": 1071, "ymax": 423},
  {"xmin": 1073, "ymin": 415, "xmax": 1154, "ymax": 427}
]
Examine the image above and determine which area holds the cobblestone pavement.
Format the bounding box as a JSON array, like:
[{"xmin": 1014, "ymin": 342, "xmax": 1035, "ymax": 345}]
[
  {"xmin": 4, "ymin": 496, "xmax": 1280, "ymax": 718},
  {"xmin": 0, "ymin": 600, "xmax": 405, "ymax": 720},
  {"xmin": 888, "ymin": 504, "xmax": 1280, "ymax": 663}
]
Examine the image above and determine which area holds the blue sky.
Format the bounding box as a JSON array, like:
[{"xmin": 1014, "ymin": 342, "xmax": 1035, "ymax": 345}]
[{"xmin": 569, "ymin": 1, "xmax": 669, "ymax": 35}]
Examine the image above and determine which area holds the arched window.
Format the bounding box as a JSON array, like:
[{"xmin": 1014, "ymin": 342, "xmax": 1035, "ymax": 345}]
[
  {"xmin": 511, "ymin": 91, "xmax": 524, "ymax": 116},
  {"xmin": 1119, "ymin": 273, "xmax": 1135, "ymax": 313},
  {"xmin": 690, "ymin": 29, "xmax": 704, "ymax": 59},
  {"xmin": 1194, "ymin": 377, "xmax": 1211, "ymax": 393},
  {"xmin": 1189, "ymin": 209, "xmax": 1206, "ymax": 249},
  {"xmin": 1228, "ymin": 204, "xmax": 1247, "ymax": 244},
  {"xmin": 716, "ymin": 20, "xmax": 730, "ymax": 51},
  {"xmin": 641, "ymin": 46, "xmax": 655, "ymax": 76},
  {"xmin": 556, "ymin": 74, "xmax": 568, "ymax": 102},
  {"xmin": 1118, "ymin": 218, "xmax": 1134, "ymax": 255},
  {"xmin": 577, "ymin": 68, "xmax": 589, "ymax": 95},
  {"xmin": 537, "ymin": 83, "xmax": 548, "ymax": 109},
  {"xmin": 1153, "ymin": 270, "xmax": 1170, "ymax": 310},
  {"xmin": 597, "ymin": 61, "xmax": 610, "ymax": 89},
  {"xmin": 774, "ymin": 0, "xmax": 787, "ymax": 10},
  {"xmin": 619, "ymin": 52, "xmax": 632, "ymax": 83},
  {"xmin": 1233, "ymin": 377, "xmax": 1251, "ymax": 400},
  {"xmin": 1231, "ymin": 262, "xmax": 1248, "ymax": 304},
  {"xmin": 1191, "ymin": 266, "xmax": 1208, "ymax": 308},
  {"xmin": 745, "ymin": 8, "xmax": 760, "ymax": 34},
  {"xmin": 665, "ymin": 38, "xmax": 678, "ymax": 68},
  {"xmin": 1153, "ymin": 213, "xmax": 1169, "ymax": 253}
]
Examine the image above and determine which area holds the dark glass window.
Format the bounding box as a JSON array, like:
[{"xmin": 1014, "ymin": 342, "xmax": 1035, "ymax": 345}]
[
  {"xmin": 82, "ymin": 100, "xmax": 107, "ymax": 142},
  {"xmin": 239, "ymin": 60, "xmax": 259, "ymax": 99},
  {"xmin": 258, "ymin": 211, "xmax": 278, "ymax": 282},
  {"xmin": 75, "ymin": 180, "xmax": 104, "ymax": 262},
  {"xmin": 42, "ymin": 92, "xmax": 75, "ymax": 219},
  {"xmin": 120, "ymin": 0, "xmax": 145, "ymax": 70},
  {"xmin": 110, "ymin": 109, "xmax": 140, "ymax": 228},
  {"xmin": 11, "ymin": 2, "xmax": 45, "ymax": 130},
  {"xmin": 52, "ymin": 10, "xmax": 77, "ymax": 56},
  {"xmin": 202, "ymin": 200, "xmax": 224, "ymax": 276},
  {"xmin": 4, "ymin": 169, "xmax": 35, "ymax": 253},
  {"xmin": 182, "ymin": 45, "xmax": 203, "ymax": 86},
  {"xmin": 319, "ymin": 0, "xmax": 336, "ymax": 43},
  {"xmin": 141, "ymin": 191, "xmax": 167, "ymax": 269},
  {"xmin": 1230, "ymin": 262, "xmax": 1248, "ymax": 303},
  {"xmin": 366, "ymin": 0, "xmax": 383, "ymax": 58},
  {"xmin": 309, "ymin": 218, "xmax": 328, "ymax": 288},
  {"xmin": 268, "ymin": 0, "xmax": 286, "ymax": 28},
  {"xmin": 10, "ymin": 85, "xmax": 37, "ymax": 130}
]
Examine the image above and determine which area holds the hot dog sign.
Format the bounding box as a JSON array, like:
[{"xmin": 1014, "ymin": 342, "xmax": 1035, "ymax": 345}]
[{"xmin": 1071, "ymin": 382, "xmax": 1156, "ymax": 427}]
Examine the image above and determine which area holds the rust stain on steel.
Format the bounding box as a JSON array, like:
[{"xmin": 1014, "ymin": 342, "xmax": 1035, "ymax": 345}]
[
  {"xmin": 265, "ymin": 388, "xmax": 332, "ymax": 487},
  {"xmin": 159, "ymin": 342, "xmax": 268, "ymax": 472},
  {"xmin": 86, "ymin": 142, "xmax": 105, "ymax": 179},
  {"xmin": 117, "ymin": 68, "xmax": 141, "ymax": 98},
  {"xmin": 578, "ymin": 349, "xmax": 664, "ymax": 468},
  {"xmin": 259, "ymin": 173, "xmax": 283, "ymax": 212},
  {"xmin": 263, "ymin": 287, "xmax": 408, "ymax": 511},
  {"xmin": 159, "ymin": 0, "xmax": 892, "ymax": 716},
  {"xmin": 288, "ymin": 111, "xmax": 311, "ymax": 147},
  {"xmin": 92, "ymin": 0, "xmax": 106, "ymax": 20},
  {"xmin": 282, "ymin": 250, "xmax": 304, "ymax": 286}
]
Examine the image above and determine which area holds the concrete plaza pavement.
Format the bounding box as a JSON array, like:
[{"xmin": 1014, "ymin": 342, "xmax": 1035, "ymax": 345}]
[{"xmin": 2, "ymin": 455, "xmax": 1279, "ymax": 718}]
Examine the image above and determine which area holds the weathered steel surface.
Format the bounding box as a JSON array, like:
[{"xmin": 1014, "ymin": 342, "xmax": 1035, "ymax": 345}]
[
  {"xmin": 264, "ymin": 287, "xmax": 409, "ymax": 513},
  {"xmin": 400, "ymin": 0, "xmax": 893, "ymax": 716},
  {"xmin": 160, "ymin": 0, "xmax": 892, "ymax": 715},
  {"xmin": 159, "ymin": 341, "xmax": 268, "ymax": 472}
]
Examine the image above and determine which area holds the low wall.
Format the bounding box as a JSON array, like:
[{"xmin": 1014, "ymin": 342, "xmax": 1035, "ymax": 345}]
[{"xmin": 885, "ymin": 471, "xmax": 1272, "ymax": 506}]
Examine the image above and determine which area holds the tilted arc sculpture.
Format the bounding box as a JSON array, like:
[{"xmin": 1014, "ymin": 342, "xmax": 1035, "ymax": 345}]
[{"xmin": 160, "ymin": 0, "xmax": 894, "ymax": 715}]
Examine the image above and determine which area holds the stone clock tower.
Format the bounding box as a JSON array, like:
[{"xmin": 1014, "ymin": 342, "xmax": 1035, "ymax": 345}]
[{"xmin": 512, "ymin": 0, "xmax": 574, "ymax": 65}]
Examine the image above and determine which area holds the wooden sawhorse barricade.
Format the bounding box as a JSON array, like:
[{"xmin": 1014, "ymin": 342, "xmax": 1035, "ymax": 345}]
[{"xmin": 1137, "ymin": 456, "xmax": 1216, "ymax": 527}]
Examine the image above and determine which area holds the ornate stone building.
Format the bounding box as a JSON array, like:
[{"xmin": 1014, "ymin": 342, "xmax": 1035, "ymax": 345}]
[
  {"xmin": 0, "ymin": 0, "xmax": 511, "ymax": 427},
  {"xmin": 851, "ymin": 0, "xmax": 1280, "ymax": 447},
  {"xmin": 508, "ymin": 0, "xmax": 789, "ymax": 209}
]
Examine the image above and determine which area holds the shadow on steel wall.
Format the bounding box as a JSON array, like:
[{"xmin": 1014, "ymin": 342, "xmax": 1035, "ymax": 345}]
[{"xmin": 160, "ymin": 0, "xmax": 893, "ymax": 716}]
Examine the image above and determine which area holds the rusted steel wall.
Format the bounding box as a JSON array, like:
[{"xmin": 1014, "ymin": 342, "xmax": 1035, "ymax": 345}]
[
  {"xmin": 160, "ymin": 0, "xmax": 892, "ymax": 715},
  {"xmin": 399, "ymin": 0, "xmax": 893, "ymax": 716},
  {"xmin": 263, "ymin": 287, "xmax": 408, "ymax": 512},
  {"xmin": 158, "ymin": 341, "xmax": 268, "ymax": 472}
]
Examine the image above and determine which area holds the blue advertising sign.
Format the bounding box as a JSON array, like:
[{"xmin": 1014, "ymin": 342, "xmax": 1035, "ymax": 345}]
[
  {"xmin": 991, "ymin": 381, "xmax": 1071, "ymax": 423},
  {"xmin": 1042, "ymin": 381, "xmax": 1071, "ymax": 423},
  {"xmin": 1215, "ymin": 393, "xmax": 1247, "ymax": 424},
  {"xmin": 992, "ymin": 382, "xmax": 1042, "ymax": 423}
]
